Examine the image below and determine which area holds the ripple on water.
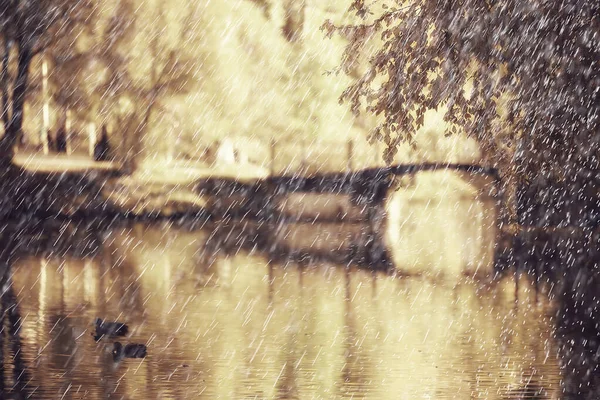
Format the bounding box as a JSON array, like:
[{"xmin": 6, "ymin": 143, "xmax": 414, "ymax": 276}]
[{"xmin": 4, "ymin": 224, "xmax": 562, "ymax": 399}]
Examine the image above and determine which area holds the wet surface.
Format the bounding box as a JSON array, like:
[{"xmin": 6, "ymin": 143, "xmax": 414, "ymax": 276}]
[{"xmin": 3, "ymin": 223, "xmax": 564, "ymax": 399}]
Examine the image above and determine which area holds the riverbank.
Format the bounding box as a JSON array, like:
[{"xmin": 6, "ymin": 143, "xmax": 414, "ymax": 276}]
[
  {"xmin": 6, "ymin": 157, "xmax": 267, "ymax": 219},
  {"xmin": 2, "ymin": 160, "xmax": 500, "ymax": 276}
]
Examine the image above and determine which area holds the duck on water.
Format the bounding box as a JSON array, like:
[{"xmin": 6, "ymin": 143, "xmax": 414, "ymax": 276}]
[
  {"xmin": 112, "ymin": 342, "xmax": 147, "ymax": 362},
  {"xmin": 93, "ymin": 318, "xmax": 129, "ymax": 341}
]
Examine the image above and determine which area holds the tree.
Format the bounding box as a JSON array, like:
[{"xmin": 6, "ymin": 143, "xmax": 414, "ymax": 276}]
[
  {"xmin": 93, "ymin": 0, "xmax": 199, "ymax": 173},
  {"xmin": 282, "ymin": 0, "xmax": 306, "ymax": 42},
  {"xmin": 326, "ymin": 1, "xmax": 600, "ymax": 225},
  {"xmin": 31, "ymin": 0, "xmax": 198, "ymax": 171},
  {"xmin": 0, "ymin": 0, "xmax": 93, "ymax": 164},
  {"xmin": 45, "ymin": 22, "xmax": 98, "ymax": 151}
]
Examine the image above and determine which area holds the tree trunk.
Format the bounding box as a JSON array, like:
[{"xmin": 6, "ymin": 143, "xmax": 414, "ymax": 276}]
[
  {"xmin": 282, "ymin": 0, "xmax": 305, "ymax": 42},
  {"xmin": 122, "ymin": 135, "xmax": 140, "ymax": 174},
  {"xmin": 122, "ymin": 98, "xmax": 156, "ymax": 174},
  {"xmin": 0, "ymin": 39, "xmax": 10, "ymax": 130},
  {"xmin": 501, "ymin": 176, "xmax": 518, "ymax": 228},
  {"xmin": 41, "ymin": 57, "xmax": 50, "ymax": 155},
  {"xmin": 120, "ymin": 119, "xmax": 143, "ymax": 174},
  {"xmin": 0, "ymin": 44, "xmax": 33, "ymax": 164}
]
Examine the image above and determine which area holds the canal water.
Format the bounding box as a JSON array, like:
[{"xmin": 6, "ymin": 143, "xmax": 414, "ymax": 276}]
[{"xmin": 1, "ymin": 222, "xmax": 566, "ymax": 399}]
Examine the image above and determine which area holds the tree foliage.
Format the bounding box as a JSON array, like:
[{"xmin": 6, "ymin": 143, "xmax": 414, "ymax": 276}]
[
  {"xmin": 100, "ymin": 1, "xmax": 199, "ymax": 172},
  {"xmin": 0, "ymin": 0, "xmax": 94, "ymax": 162},
  {"xmin": 325, "ymin": 0, "xmax": 600, "ymax": 184},
  {"xmin": 38, "ymin": 0, "xmax": 198, "ymax": 171}
]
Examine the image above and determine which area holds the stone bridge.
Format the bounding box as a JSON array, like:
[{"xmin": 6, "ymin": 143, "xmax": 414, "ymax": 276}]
[{"xmin": 200, "ymin": 162, "xmax": 500, "ymax": 277}]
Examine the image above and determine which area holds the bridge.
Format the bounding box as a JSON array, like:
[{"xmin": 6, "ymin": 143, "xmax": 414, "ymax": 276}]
[
  {"xmin": 11, "ymin": 149, "xmax": 500, "ymax": 277},
  {"xmin": 11, "ymin": 150, "xmax": 499, "ymax": 208},
  {"xmin": 197, "ymin": 162, "xmax": 499, "ymax": 215},
  {"xmin": 264, "ymin": 162, "xmax": 499, "ymax": 196},
  {"xmin": 200, "ymin": 162, "xmax": 500, "ymax": 277}
]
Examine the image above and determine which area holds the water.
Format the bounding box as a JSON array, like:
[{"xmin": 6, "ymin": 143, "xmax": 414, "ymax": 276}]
[{"xmin": 4, "ymin": 223, "xmax": 562, "ymax": 399}]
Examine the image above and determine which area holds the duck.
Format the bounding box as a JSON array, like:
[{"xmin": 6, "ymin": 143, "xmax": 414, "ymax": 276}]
[
  {"xmin": 112, "ymin": 342, "xmax": 147, "ymax": 362},
  {"xmin": 93, "ymin": 318, "xmax": 129, "ymax": 341}
]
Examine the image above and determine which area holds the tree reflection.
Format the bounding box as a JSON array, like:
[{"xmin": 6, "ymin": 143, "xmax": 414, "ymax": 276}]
[
  {"xmin": 555, "ymin": 267, "xmax": 600, "ymax": 400},
  {"xmin": 274, "ymin": 335, "xmax": 300, "ymax": 399},
  {"xmin": 337, "ymin": 266, "xmax": 375, "ymax": 398},
  {"xmin": 0, "ymin": 265, "xmax": 32, "ymax": 399}
]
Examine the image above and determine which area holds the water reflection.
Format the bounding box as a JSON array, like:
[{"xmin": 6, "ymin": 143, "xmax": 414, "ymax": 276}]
[
  {"xmin": 0, "ymin": 222, "xmax": 570, "ymax": 398},
  {"xmin": 0, "ymin": 268, "xmax": 32, "ymax": 399}
]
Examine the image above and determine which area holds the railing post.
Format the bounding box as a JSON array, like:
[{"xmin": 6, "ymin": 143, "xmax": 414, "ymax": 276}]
[
  {"xmin": 347, "ymin": 139, "xmax": 354, "ymax": 171},
  {"xmin": 88, "ymin": 122, "xmax": 96, "ymax": 158},
  {"xmin": 302, "ymin": 140, "xmax": 308, "ymax": 174},
  {"xmin": 269, "ymin": 138, "xmax": 275, "ymax": 176},
  {"xmin": 374, "ymin": 140, "xmax": 381, "ymax": 166},
  {"xmin": 66, "ymin": 109, "xmax": 72, "ymax": 155}
]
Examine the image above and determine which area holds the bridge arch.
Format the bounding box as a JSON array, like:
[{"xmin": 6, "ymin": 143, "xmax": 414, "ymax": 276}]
[{"xmin": 382, "ymin": 168, "xmax": 499, "ymax": 278}]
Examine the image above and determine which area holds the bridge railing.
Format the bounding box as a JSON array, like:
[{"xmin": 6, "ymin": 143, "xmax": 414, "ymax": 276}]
[{"xmin": 184, "ymin": 137, "xmax": 387, "ymax": 176}]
